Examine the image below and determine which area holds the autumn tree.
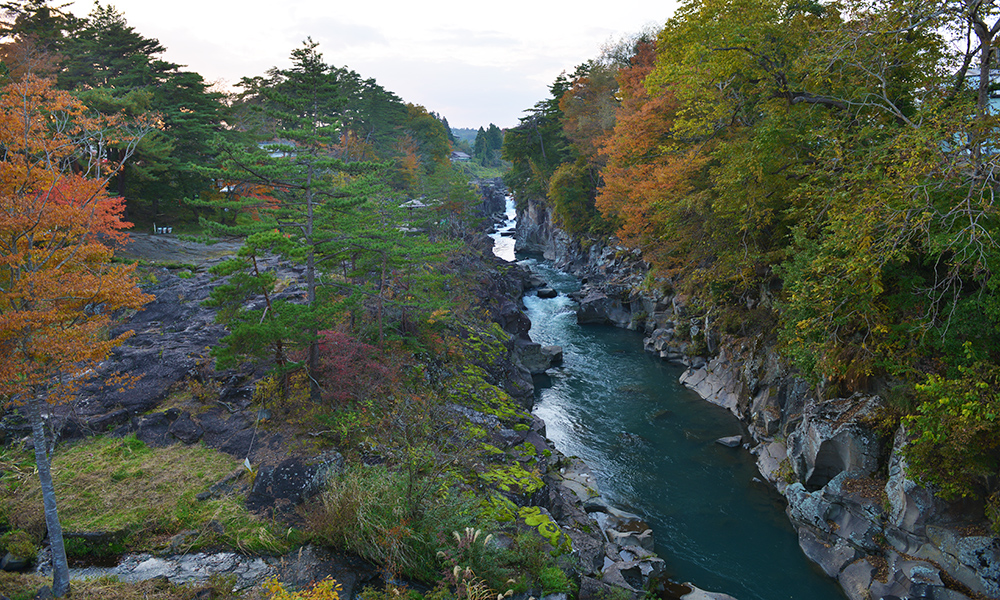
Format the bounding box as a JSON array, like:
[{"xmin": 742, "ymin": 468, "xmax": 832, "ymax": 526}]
[
  {"xmin": 0, "ymin": 0, "xmax": 78, "ymax": 79},
  {"xmin": 559, "ymin": 59, "xmax": 620, "ymax": 164},
  {"xmin": 595, "ymin": 40, "xmax": 709, "ymax": 270},
  {"xmin": 0, "ymin": 74, "xmax": 152, "ymax": 597}
]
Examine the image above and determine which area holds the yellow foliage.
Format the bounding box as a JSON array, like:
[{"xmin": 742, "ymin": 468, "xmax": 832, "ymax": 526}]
[{"xmin": 264, "ymin": 577, "xmax": 342, "ymax": 600}]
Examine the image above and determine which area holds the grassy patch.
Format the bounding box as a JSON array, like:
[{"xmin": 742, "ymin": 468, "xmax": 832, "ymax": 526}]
[
  {"xmin": 2, "ymin": 435, "xmax": 293, "ymax": 555},
  {"xmin": 0, "ymin": 571, "xmax": 243, "ymax": 600}
]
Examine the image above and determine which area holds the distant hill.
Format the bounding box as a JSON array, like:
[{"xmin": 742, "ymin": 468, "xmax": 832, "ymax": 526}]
[{"xmin": 452, "ymin": 127, "xmax": 479, "ymax": 145}]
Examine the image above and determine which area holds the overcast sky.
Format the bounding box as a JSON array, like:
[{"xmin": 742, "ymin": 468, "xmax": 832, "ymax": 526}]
[{"xmin": 65, "ymin": 1, "xmax": 679, "ymax": 129}]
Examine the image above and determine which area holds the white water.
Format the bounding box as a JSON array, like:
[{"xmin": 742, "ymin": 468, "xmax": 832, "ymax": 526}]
[{"xmin": 488, "ymin": 195, "xmax": 517, "ymax": 262}]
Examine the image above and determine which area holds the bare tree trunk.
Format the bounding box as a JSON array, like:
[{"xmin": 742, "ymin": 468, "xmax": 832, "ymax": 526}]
[{"xmin": 27, "ymin": 398, "xmax": 69, "ymax": 597}]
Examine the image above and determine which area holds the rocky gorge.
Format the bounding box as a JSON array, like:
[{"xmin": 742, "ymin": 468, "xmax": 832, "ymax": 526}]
[
  {"xmin": 0, "ymin": 182, "xmax": 709, "ymax": 600},
  {"xmin": 515, "ymin": 194, "xmax": 1000, "ymax": 600}
]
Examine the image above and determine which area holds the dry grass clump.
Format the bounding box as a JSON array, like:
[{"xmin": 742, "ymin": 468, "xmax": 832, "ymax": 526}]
[{"xmin": 0, "ymin": 571, "xmax": 242, "ymax": 600}]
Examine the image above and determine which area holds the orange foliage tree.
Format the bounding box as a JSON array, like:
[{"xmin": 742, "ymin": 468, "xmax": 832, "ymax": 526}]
[
  {"xmin": 596, "ymin": 41, "xmax": 710, "ymax": 273},
  {"xmin": 0, "ymin": 74, "xmax": 152, "ymax": 597}
]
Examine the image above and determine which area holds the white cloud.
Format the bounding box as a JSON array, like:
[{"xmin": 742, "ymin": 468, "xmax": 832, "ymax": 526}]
[{"xmin": 67, "ymin": 0, "xmax": 678, "ymax": 128}]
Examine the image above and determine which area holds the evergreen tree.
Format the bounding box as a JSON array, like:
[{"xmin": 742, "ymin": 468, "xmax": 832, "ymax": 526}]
[
  {"xmin": 473, "ymin": 126, "xmax": 487, "ymax": 161},
  {"xmin": 202, "ymin": 40, "xmax": 381, "ymax": 394},
  {"xmin": 58, "ymin": 2, "xmax": 169, "ymax": 89},
  {"xmin": 55, "ymin": 3, "xmax": 222, "ymax": 221},
  {"xmin": 502, "ymin": 75, "xmax": 574, "ymax": 199},
  {"xmin": 484, "ymin": 123, "xmax": 504, "ymax": 166},
  {"xmin": 440, "ymin": 115, "xmax": 455, "ymax": 143}
]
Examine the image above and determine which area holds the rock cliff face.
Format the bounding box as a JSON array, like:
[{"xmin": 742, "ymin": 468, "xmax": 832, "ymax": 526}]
[
  {"xmin": 516, "ymin": 195, "xmax": 1000, "ymax": 600},
  {"xmin": 478, "ymin": 178, "xmax": 508, "ymax": 218}
]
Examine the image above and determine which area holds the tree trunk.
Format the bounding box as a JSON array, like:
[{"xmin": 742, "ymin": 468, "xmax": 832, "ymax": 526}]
[
  {"xmin": 305, "ymin": 163, "xmax": 321, "ymax": 401},
  {"xmin": 27, "ymin": 398, "xmax": 70, "ymax": 597},
  {"xmin": 969, "ymin": 7, "xmax": 1000, "ymax": 176}
]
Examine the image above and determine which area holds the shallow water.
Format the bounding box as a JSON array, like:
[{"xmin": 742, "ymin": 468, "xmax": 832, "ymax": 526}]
[{"xmin": 521, "ymin": 259, "xmax": 846, "ymax": 600}]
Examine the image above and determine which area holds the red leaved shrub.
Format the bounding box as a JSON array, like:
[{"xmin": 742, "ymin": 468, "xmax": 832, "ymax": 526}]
[{"xmin": 316, "ymin": 330, "xmax": 395, "ymax": 405}]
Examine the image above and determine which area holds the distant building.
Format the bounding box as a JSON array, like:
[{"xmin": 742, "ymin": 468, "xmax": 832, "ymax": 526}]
[{"xmin": 450, "ymin": 151, "xmax": 471, "ymax": 162}]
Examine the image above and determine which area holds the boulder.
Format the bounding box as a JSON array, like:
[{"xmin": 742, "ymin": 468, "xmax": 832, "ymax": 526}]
[
  {"xmin": 275, "ymin": 545, "xmax": 379, "ymax": 600},
  {"xmin": 497, "ymin": 300, "xmax": 532, "ymax": 340},
  {"xmin": 715, "ymin": 435, "xmax": 742, "ymax": 448},
  {"xmin": 750, "ymin": 386, "xmax": 783, "ymax": 437},
  {"xmin": 246, "ymin": 452, "xmax": 344, "ymax": 516},
  {"xmin": 679, "ymin": 362, "xmax": 745, "ymax": 415},
  {"xmin": 132, "ymin": 409, "xmax": 181, "ymax": 447},
  {"xmin": 679, "ymin": 587, "xmax": 739, "ymax": 600},
  {"xmin": 603, "ymin": 508, "xmax": 654, "ymax": 552},
  {"xmin": 541, "ymin": 345, "xmax": 564, "ymax": 367},
  {"xmin": 923, "ymin": 526, "xmax": 1000, "ymax": 597},
  {"xmin": 752, "ymin": 441, "xmax": 789, "ymax": 490},
  {"xmin": 786, "ymin": 476, "xmax": 884, "ymax": 553},
  {"xmin": 643, "ymin": 328, "xmax": 675, "ymax": 354},
  {"xmin": 167, "ymin": 412, "xmax": 204, "ymax": 445},
  {"xmin": 478, "ymin": 178, "xmax": 507, "ymax": 216},
  {"xmin": 837, "ymin": 558, "xmax": 877, "ymax": 600},
  {"xmin": 562, "ymin": 527, "xmax": 606, "ymax": 575},
  {"xmin": 884, "ymin": 426, "xmax": 940, "ymax": 535},
  {"xmin": 526, "ymin": 275, "xmax": 547, "ymax": 290},
  {"xmin": 0, "ymin": 551, "xmax": 32, "ymax": 572},
  {"xmin": 576, "ymin": 290, "xmax": 630, "ymax": 327},
  {"xmin": 536, "ymin": 287, "xmax": 558, "ymax": 299},
  {"xmin": 797, "ymin": 526, "xmax": 856, "ymax": 578},
  {"xmin": 602, "ymin": 556, "xmax": 665, "ymax": 591}
]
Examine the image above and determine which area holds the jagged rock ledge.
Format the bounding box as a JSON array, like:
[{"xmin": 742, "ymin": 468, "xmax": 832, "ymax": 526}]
[{"xmin": 515, "ymin": 195, "xmax": 1000, "ymax": 600}]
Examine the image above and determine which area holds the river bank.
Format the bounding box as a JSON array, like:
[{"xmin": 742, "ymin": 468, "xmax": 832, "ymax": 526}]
[{"xmin": 515, "ymin": 194, "xmax": 1000, "ymax": 600}]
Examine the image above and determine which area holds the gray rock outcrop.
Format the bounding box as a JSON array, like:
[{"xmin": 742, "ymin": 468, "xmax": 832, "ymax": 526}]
[
  {"xmin": 515, "ymin": 340, "xmax": 564, "ymax": 374},
  {"xmin": 785, "ymin": 395, "xmax": 882, "ymax": 490}
]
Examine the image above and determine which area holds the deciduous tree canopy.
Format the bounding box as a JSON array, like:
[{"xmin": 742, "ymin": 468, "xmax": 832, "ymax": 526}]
[
  {"xmin": 0, "ymin": 73, "xmax": 152, "ymax": 597},
  {"xmin": 501, "ymin": 0, "xmax": 1000, "ymax": 500}
]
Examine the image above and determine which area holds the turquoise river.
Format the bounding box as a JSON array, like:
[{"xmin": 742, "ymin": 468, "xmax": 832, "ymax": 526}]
[{"xmin": 490, "ymin": 197, "xmax": 846, "ymax": 598}]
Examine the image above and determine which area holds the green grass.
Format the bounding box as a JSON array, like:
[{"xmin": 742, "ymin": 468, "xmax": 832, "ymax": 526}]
[
  {"xmin": 453, "ymin": 161, "xmax": 509, "ymax": 180},
  {"xmin": 2, "ymin": 435, "xmax": 295, "ymax": 555}
]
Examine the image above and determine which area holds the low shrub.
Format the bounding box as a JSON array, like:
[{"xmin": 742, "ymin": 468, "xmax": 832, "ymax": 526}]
[
  {"xmin": 903, "ymin": 344, "xmax": 1000, "ymax": 500},
  {"xmin": 263, "ymin": 577, "xmax": 341, "ymax": 600}
]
